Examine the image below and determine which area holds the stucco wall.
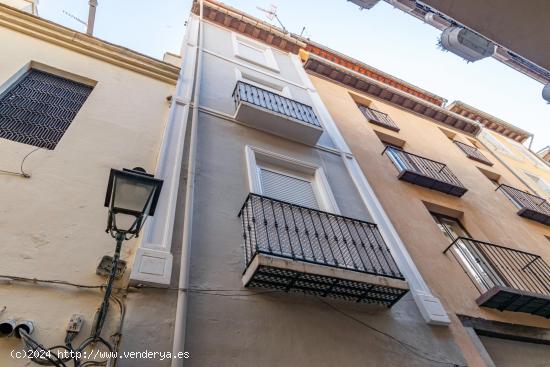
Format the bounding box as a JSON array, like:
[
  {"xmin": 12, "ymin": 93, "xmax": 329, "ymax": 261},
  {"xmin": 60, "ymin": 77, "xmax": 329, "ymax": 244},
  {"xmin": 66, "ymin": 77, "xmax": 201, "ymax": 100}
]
[
  {"xmin": 183, "ymin": 111, "xmax": 465, "ymax": 366},
  {"xmin": 479, "ymin": 335, "xmax": 550, "ymax": 367},
  {"xmin": 0, "ymin": 25, "xmax": 174, "ymax": 366},
  {"xmin": 309, "ymin": 73, "xmax": 550, "ymax": 366},
  {"xmin": 479, "ymin": 130, "xmax": 550, "ymax": 199}
]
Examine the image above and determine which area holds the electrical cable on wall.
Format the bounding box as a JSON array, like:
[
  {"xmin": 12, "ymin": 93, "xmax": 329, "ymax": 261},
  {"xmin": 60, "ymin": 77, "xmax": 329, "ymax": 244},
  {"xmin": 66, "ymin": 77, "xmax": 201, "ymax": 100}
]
[
  {"xmin": 0, "ymin": 147, "xmax": 41, "ymax": 178},
  {"xmin": 3, "ymin": 273, "xmax": 466, "ymax": 366}
]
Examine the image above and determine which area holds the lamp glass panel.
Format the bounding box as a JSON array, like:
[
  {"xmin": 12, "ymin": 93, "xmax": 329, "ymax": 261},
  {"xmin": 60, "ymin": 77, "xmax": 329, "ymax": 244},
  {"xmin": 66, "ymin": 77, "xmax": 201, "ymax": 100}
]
[{"xmin": 113, "ymin": 176, "xmax": 155, "ymax": 214}]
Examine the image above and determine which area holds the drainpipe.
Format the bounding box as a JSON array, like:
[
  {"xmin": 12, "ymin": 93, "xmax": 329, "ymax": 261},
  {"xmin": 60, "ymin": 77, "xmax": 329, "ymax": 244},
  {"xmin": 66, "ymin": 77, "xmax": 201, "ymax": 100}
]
[
  {"xmin": 170, "ymin": 0, "xmax": 203, "ymax": 365},
  {"xmin": 86, "ymin": 0, "xmax": 97, "ymax": 36}
]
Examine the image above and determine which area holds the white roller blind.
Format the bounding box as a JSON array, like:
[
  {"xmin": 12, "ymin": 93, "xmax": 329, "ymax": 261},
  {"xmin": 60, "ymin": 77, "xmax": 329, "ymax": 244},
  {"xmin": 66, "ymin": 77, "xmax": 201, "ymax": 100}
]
[{"xmin": 259, "ymin": 168, "xmax": 319, "ymax": 209}]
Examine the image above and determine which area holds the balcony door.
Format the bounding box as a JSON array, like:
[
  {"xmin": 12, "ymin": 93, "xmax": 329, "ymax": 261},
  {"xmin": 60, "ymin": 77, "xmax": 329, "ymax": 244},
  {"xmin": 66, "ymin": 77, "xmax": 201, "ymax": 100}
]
[{"xmin": 431, "ymin": 213, "xmax": 502, "ymax": 291}]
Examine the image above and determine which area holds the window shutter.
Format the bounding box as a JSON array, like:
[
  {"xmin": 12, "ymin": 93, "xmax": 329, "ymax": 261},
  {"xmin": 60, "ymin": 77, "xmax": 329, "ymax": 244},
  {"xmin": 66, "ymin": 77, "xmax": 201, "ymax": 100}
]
[{"xmin": 259, "ymin": 168, "xmax": 319, "ymax": 209}]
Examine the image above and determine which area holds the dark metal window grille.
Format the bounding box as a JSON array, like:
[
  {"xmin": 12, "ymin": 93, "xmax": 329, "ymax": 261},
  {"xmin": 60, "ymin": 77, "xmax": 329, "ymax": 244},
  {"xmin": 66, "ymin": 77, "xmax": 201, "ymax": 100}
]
[
  {"xmin": 444, "ymin": 237, "xmax": 550, "ymax": 296},
  {"xmin": 454, "ymin": 141, "xmax": 493, "ymax": 166},
  {"xmin": 357, "ymin": 104, "xmax": 400, "ymax": 132},
  {"xmin": 383, "ymin": 146, "xmax": 466, "ymax": 189},
  {"xmin": 232, "ymin": 81, "xmax": 321, "ymax": 128},
  {"xmin": 238, "ymin": 193, "xmax": 405, "ymax": 280},
  {"xmin": 0, "ymin": 69, "xmax": 93, "ymax": 149},
  {"xmin": 497, "ymin": 184, "xmax": 550, "ymax": 225}
]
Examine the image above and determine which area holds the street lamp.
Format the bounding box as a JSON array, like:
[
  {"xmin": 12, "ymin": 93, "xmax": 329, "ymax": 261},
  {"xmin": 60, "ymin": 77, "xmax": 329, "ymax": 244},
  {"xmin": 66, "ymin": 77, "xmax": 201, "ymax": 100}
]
[
  {"xmin": 93, "ymin": 167, "xmax": 163, "ymax": 338},
  {"xmin": 104, "ymin": 167, "xmax": 163, "ymax": 237}
]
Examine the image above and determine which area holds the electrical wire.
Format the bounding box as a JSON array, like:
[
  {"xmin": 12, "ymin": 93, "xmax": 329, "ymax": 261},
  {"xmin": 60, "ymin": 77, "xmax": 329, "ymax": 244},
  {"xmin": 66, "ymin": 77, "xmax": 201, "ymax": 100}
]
[
  {"xmin": 318, "ymin": 298, "xmax": 466, "ymax": 367},
  {"xmin": 0, "ymin": 274, "xmax": 282, "ymax": 296},
  {"xmin": 6, "ymin": 272, "xmax": 468, "ymax": 366},
  {"xmin": 0, "ymin": 147, "xmax": 41, "ymax": 178}
]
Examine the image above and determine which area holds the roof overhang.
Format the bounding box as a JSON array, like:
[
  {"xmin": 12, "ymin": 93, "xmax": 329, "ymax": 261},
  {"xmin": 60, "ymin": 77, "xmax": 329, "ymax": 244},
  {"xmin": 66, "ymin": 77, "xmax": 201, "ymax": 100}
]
[
  {"xmin": 298, "ymin": 37, "xmax": 447, "ymax": 107},
  {"xmin": 302, "ymin": 52, "xmax": 480, "ymax": 135},
  {"xmin": 447, "ymin": 101, "xmax": 532, "ymax": 143},
  {"xmin": 192, "ymin": 0, "xmax": 305, "ymax": 54},
  {"xmin": 0, "ymin": 3, "xmax": 180, "ymax": 84}
]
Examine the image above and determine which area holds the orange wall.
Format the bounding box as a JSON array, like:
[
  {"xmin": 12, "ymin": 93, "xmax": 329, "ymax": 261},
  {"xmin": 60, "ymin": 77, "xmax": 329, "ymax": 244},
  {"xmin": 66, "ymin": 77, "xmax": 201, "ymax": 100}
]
[{"xmin": 310, "ymin": 73, "xmax": 550, "ymax": 364}]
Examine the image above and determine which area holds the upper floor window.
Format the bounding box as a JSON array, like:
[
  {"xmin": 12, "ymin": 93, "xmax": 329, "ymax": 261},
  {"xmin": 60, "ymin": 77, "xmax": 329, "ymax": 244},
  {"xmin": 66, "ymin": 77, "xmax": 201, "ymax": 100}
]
[
  {"xmin": 233, "ymin": 34, "xmax": 279, "ymax": 72},
  {"xmin": 357, "ymin": 104, "xmax": 400, "ymax": 132},
  {"xmin": 0, "ymin": 69, "xmax": 93, "ymax": 150}
]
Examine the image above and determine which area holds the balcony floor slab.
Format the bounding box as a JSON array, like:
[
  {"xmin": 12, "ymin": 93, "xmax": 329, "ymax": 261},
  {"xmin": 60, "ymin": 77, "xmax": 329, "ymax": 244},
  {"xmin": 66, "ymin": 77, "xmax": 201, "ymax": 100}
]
[
  {"xmin": 477, "ymin": 286, "xmax": 550, "ymax": 318},
  {"xmin": 242, "ymin": 252, "xmax": 409, "ymax": 307}
]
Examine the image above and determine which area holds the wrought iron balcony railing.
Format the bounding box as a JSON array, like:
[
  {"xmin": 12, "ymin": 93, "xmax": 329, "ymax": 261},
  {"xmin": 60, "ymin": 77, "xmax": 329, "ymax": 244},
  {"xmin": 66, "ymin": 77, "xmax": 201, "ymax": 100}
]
[
  {"xmin": 357, "ymin": 105, "xmax": 400, "ymax": 132},
  {"xmin": 383, "ymin": 146, "xmax": 468, "ymax": 197},
  {"xmin": 238, "ymin": 194, "xmax": 408, "ymax": 307},
  {"xmin": 497, "ymin": 184, "xmax": 550, "ymax": 226},
  {"xmin": 454, "ymin": 141, "xmax": 493, "ymax": 166},
  {"xmin": 233, "ymin": 81, "xmax": 321, "ymax": 127},
  {"xmin": 444, "ymin": 237, "xmax": 550, "ymax": 317},
  {"xmin": 232, "ymin": 81, "xmax": 323, "ymax": 145}
]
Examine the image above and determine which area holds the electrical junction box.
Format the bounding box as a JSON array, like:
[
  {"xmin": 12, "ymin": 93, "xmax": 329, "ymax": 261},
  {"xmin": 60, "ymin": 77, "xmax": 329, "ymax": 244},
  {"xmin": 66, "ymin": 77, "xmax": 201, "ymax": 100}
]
[
  {"xmin": 440, "ymin": 27, "xmax": 495, "ymax": 62},
  {"xmin": 96, "ymin": 256, "xmax": 127, "ymax": 279},
  {"xmin": 67, "ymin": 314, "xmax": 84, "ymax": 333}
]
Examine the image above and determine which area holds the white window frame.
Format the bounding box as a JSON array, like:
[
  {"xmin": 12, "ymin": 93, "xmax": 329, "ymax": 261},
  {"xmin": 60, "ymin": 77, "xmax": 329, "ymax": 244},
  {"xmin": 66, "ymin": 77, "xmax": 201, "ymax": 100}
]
[
  {"xmin": 245, "ymin": 145, "xmax": 340, "ymax": 213},
  {"xmin": 232, "ymin": 33, "xmax": 280, "ymax": 72},
  {"xmin": 234, "ymin": 68, "xmax": 291, "ymax": 98}
]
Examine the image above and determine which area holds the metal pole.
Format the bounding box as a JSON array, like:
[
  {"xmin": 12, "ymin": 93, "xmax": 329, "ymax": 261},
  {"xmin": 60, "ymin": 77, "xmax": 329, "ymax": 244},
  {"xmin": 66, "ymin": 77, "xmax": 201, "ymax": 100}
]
[
  {"xmin": 87, "ymin": 0, "xmax": 98, "ymax": 36},
  {"xmin": 93, "ymin": 231, "xmax": 123, "ymax": 337}
]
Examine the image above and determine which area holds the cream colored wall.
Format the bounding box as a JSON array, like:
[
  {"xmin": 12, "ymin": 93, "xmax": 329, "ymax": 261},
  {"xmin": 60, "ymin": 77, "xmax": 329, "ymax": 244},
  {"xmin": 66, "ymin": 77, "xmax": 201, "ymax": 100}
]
[
  {"xmin": 479, "ymin": 130, "xmax": 550, "ymax": 199},
  {"xmin": 0, "ymin": 26, "xmax": 174, "ymax": 366},
  {"xmin": 0, "ymin": 0, "xmax": 35, "ymax": 14},
  {"xmin": 310, "ymin": 73, "xmax": 550, "ymax": 367}
]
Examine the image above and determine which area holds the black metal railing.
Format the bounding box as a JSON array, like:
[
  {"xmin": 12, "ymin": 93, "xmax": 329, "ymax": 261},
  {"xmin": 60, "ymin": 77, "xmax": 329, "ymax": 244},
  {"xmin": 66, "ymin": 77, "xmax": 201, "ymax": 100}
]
[
  {"xmin": 238, "ymin": 194, "xmax": 404, "ymax": 280},
  {"xmin": 498, "ymin": 184, "xmax": 550, "ymax": 223},
  {"xmin": 444, "ymin": 237, "xmax": 550, "ymax": 296},
  {"xmin": 383, "ymin": 146, "xmax": 466, "ymax": 189},
  {"xmin": 233, "ymin": 81, "xmax": 321, "ymax": 128},
  {"xmin": 454, "ymin": 141, "xmax": 493, "ymax": 166},
  {"xmin": 357, "ymin": 105, "xmax": 400, "ymax": 131}
]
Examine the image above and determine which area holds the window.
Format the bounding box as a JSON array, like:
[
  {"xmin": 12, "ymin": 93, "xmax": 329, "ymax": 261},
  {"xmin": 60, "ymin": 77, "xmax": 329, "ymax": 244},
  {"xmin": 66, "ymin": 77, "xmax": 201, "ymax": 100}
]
[
  {"xmin": 0, "ymin": 69, "xmax": 93, "ymax": 149},
  {"xmin": 258, "ymin": 167, "xmax": 319, "ymax": 209},
  {"xmin": 245, "ymin": 146, "xmax": 339, "ymax": 213},
  {"xmin": 236, "ymin": 69, "xmax": 290, "ymax": 98},
  {"xmin": 233, "ymin": 34, "xmax": 279, "ymax": 72},
  {"xmin": 431, "ymin": 213, "xmax": 502, "ymax": 290}
]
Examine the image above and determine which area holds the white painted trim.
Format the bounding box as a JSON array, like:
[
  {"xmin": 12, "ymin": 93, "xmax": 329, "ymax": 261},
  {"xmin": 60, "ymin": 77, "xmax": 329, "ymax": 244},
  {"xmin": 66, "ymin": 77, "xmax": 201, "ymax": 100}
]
[
  {"xmin": 129, "ymin": 15, "xmax": 199, "ymax": 286},
  {"xmin": 203, "ymin": 48, "xmax": 307, "ymax": 91},
  {"xmin": 232, "ymin": 32, "xmax": 280, "ymax": 73},
  {"xmin": 293, "ymin": 54, "xmax": 451, "ymax": 325},
  {"xmin": 244, "ymin": 145, "xmax": 340, "ymax": 214}
]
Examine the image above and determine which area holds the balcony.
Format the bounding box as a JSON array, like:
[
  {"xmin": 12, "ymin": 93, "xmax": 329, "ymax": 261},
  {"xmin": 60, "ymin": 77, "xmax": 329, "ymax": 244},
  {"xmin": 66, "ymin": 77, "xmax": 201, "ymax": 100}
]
[
  {"xmin": 444, "ymin": 238, "xmax": 550, "ymax": 318},
  {"xmin": 232, "ymin": 81, "xmax": 323, "ymax": 145},
  {"xmin": 498, "ymin": 184, "xmax": 550, "ymax": 226},
  {"xmin": 383, "ymin": 146, "xmax": 468, "ymax": 197},
  {"xmin": 238, "ymin": 194, "xmax": 409, "ymax": 307},
  {"xmin": 357, "ymin": 105, "xmax": 400, "ymax": 132},
  {"xmin": 454, "ymin": 141, "xmax": 493, "ymax": 166}
]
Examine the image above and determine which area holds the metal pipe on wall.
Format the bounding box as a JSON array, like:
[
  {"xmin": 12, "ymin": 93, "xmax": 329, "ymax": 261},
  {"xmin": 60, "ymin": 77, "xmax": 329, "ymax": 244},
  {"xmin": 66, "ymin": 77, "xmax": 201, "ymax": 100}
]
[{"xmin": 170, "ymin": 0, "xmax": 204, "ymax": 365}]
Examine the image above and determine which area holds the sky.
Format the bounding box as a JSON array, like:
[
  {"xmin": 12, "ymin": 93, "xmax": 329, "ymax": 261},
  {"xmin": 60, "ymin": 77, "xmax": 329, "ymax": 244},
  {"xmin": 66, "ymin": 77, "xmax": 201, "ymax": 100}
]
[{"xmin": 36, "ymin": 0, "xmax": 549, "ymax": 150}]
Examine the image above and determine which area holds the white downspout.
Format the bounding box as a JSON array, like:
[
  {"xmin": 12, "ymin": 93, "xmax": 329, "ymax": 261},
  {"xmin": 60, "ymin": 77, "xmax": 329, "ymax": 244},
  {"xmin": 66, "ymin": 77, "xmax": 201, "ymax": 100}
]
[{"xmin": 171, "ymin": 0, "xmax": 204, "ymax": 365}]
